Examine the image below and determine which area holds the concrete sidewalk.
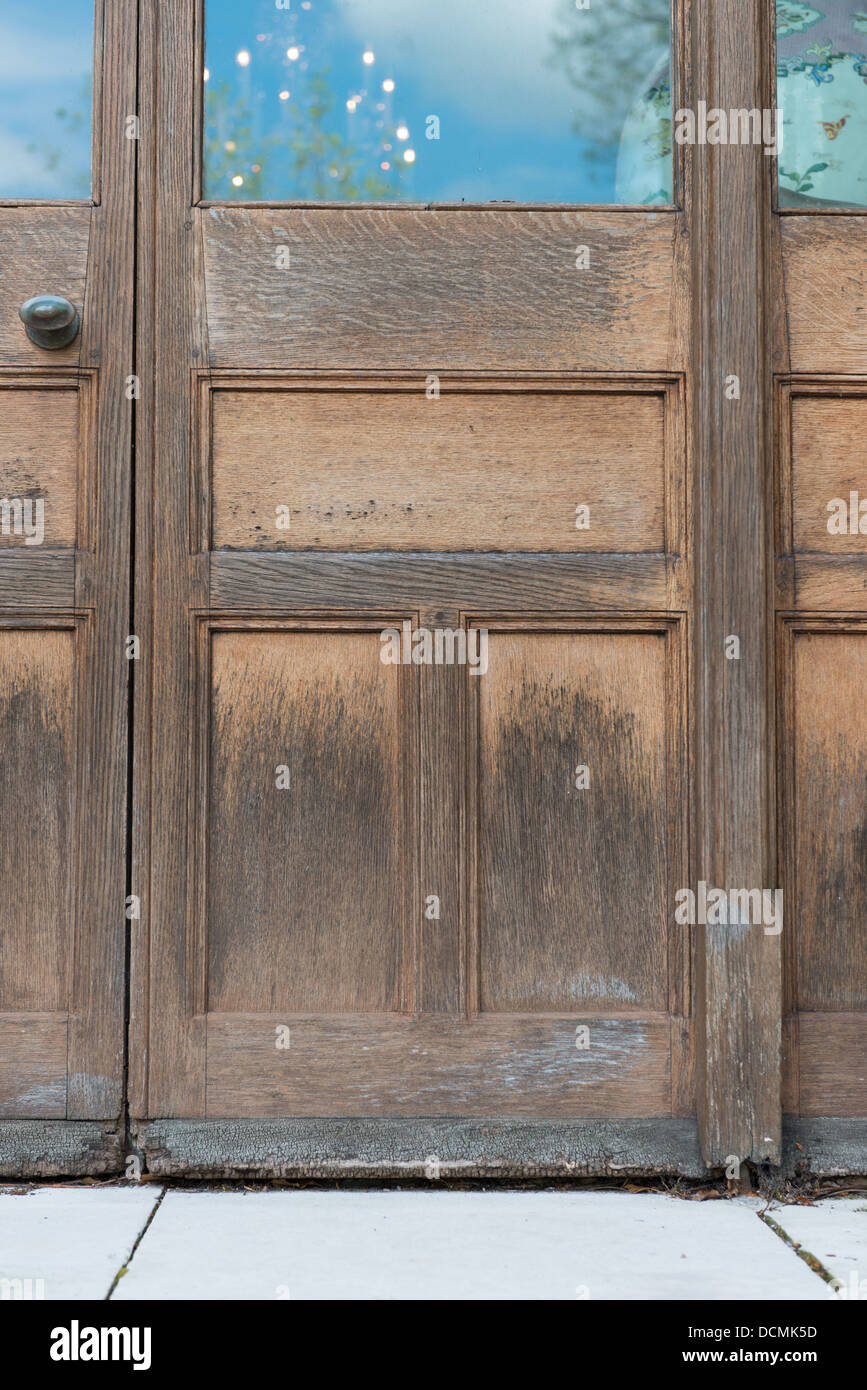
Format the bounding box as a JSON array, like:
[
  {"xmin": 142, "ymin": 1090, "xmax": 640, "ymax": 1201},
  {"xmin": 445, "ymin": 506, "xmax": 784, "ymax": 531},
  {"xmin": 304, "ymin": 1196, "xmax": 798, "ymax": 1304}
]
[{"xmin": 1, "ymin": 1187, "xmax": 864, "ymax": 1300}]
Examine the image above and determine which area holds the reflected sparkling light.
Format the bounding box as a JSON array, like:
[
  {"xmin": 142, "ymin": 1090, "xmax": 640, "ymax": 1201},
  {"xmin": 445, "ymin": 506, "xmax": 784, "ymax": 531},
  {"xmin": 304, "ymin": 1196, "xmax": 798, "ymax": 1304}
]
[
  {"xmin": 396, "ymin": 125, "xmax": 409, "ymax": 141},
  {"xmin": 231, "ymin": 175, "xmax": 244, "ymax": 185},
  {"xmin": 286, "ymin": 46, "xmax": 300, "ymax": 61},
  {"xmin": 382, "ymin": 79, "xmax": 395, "ymax": 93},
  {"xmin": 362, "ymin": 50, "xmax": 375, "ymax": 65},
  {"xmin": 404, "ymin": 149, "xmax": 416, "ymax": 163},
  {"xmin": 236, "ymin": 50, "xmax": 250, "ymax": 66},
  {"xmin": 279, "ymin": 90, "xmax": 290, "ymax": 101}
]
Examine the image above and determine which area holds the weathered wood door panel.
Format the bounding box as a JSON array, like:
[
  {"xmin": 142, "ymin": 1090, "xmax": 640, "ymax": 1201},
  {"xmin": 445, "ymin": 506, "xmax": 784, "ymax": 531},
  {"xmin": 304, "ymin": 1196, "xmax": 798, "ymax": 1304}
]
[
  {"xmin": 129, "ymin": 0, "xmax": 792, "ymax": 1177},
  {"xmin": 778, "ymin": 372, "xmax": 867, "ymax": 1136},
  {"xmin": 0, "ymin": 0, "xmax": 134, "ymax": 1170},
  {"xmin": 1, "ymin": 0, "xmax": 863, "ymax": 1180}
]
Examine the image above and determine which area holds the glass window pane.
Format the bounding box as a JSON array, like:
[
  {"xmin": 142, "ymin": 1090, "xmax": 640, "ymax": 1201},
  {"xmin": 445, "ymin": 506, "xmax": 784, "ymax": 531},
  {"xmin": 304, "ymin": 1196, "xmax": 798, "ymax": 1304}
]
[
  {"xmin": 777, "ymin": 1, "xmax": 867, "ymax": 208},
  {"xmin": 203, "ymin": 0, "xmax": 673, "ymax": 204},
  {"xmin": 0, "ymin": 0, "xmax": 93, "ymax": 199}
]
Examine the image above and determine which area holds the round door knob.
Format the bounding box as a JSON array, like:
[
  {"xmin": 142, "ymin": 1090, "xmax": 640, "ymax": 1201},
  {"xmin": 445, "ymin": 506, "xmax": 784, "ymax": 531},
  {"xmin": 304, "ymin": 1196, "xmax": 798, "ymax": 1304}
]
[{"xmin": 19, "ymin": 295, "xmax": 81, "ymax": 349}]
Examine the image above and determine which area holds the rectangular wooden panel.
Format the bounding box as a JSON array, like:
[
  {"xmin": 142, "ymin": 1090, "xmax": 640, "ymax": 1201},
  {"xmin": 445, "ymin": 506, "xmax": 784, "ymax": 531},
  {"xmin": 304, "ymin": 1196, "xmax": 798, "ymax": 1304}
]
[
  {"xmin": 0, "ymin": 1014, "xmax": 67, "ymax": 1118},
  {"xmin": 0, "ymin": 209, "xmax": 89, "ymax": 366},
  {"xmin": 800, "ymin": 1016, "xmax": 867, "ymax": 1117},
  {"xmin": 781, "ymin": 220, "xmax": 867, "ymax": 375},
  {"xmin": 209, "ymin": 387, "xmax": 665, "ymax": 553},
  {"xmin": 0, "ymin": 553, "xmax": 76, "ymax": 609},
  {"xmin": 776, "ymin": 555, "xmax": 867, "ymax": 611},
  {"xmin": 0, "ymin": 383, "xmax": 81, "ymax": 548},
  {"xmin": 207, "ymin": 627, "xmax": 407, "ymax": 1014},
  {"xmin": 210, "ymin": 551, "xmax": 673, "ymax": 612},
  {"xmin": 0, "ymin": 628, "xmax": 75, "ymax": 1012},
  {"xmin": 791, "ymin": 396, "xmax": 867, "ymax": 553},
  {"xmin": 476, "ymin": 630, "xmax": 670, "ymax": 1013},
  {"xmin": 205, "ymin": 1013, "xmax": 672, "ymax": 1118},
  {"xmin": 202, "ymin": 208, "xmax": 681, "ymax": 371},
  {"xmin": 792, "ymin": 631, "xmax": 867, "ymax": 1012}
]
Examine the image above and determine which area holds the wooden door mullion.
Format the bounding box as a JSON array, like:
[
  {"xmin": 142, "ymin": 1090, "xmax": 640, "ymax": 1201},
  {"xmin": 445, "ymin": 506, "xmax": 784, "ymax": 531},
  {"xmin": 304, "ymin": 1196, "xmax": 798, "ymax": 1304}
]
[{"xmin": 690, "ymin": 0, "xmax": 782, "ymax": 1166}]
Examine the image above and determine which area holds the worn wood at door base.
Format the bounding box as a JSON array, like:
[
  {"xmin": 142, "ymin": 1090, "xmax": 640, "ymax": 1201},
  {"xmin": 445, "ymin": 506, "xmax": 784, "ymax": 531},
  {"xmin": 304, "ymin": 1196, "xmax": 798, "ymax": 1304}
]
[
  {"xmin": 134, "ymin": 1116, "xmax": 707, "ymax": 1179},
  {"xmin": 0, "ymin": 1121, "xmax": 122, "ymax": 1177}
]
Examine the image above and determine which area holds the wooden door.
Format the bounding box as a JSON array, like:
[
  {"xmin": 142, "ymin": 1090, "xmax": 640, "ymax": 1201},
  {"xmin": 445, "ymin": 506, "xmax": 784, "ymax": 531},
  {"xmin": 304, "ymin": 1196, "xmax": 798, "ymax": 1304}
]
[
  {"xmin": 771, "ymin": 0, "xmax": 867, "ymax": 1171},
  {"xmin": 133, "ymin": 0, "xmax": 867, "ymax": 1179},
  {"xmin": 0, "ymin": 0, "xmax": 134, "ymax": 1174}
]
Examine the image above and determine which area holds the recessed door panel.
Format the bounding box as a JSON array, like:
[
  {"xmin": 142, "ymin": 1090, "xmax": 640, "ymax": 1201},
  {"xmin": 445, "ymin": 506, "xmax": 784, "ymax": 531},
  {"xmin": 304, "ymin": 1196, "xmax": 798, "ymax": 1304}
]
[
  {"xmin": 207, "ymin": 627, "xmax": 406, "ymax": 1015},
  {"xmin": 477, "ymin": 630, "xmax": 669, "ymax": 1014}
]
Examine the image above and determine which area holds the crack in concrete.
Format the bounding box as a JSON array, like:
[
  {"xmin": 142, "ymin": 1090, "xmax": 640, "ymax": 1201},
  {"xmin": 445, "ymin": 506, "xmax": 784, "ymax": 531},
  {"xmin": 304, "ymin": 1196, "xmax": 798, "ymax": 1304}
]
[
  {"xmin": 758, "ymin": 1206, "xmax": 839, "ymax": 1290},
  {"xmin": 105, "ymin": 1186, "xmax": 166, "ymax": 1300}
]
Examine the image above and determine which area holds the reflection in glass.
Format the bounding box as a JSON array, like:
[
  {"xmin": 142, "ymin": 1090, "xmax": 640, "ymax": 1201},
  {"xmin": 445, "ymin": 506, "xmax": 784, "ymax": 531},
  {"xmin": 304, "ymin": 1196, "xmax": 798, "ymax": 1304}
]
[
  {"xmin": 0, "ymin": 0, "xmax": 93, "ymax": 198},
  {"xmin": 203, "ymin": 0, "xmax": 673, "ymax": 204},
  {"xmin": 777, "ymin": 1, "xmax": 867, "ymax": 208}
]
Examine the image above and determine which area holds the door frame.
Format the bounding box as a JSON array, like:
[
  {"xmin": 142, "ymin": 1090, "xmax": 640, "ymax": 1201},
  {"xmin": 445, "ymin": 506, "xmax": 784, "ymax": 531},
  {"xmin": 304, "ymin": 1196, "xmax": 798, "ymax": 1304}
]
[
  {"xmin": 0, "ymin": 0, "xmax": 135, "ymax": 1175},
  {"xmin": 127, "ymin": 0, "xmax": 806, "ymax": 1177}
]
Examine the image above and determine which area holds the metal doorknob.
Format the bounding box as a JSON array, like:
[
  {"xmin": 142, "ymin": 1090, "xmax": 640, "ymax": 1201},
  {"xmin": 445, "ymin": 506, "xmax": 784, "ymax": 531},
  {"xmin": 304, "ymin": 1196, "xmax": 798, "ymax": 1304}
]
[{"xmin": 19, "ymin": 295, "xmax": 81, "ymax": 349}]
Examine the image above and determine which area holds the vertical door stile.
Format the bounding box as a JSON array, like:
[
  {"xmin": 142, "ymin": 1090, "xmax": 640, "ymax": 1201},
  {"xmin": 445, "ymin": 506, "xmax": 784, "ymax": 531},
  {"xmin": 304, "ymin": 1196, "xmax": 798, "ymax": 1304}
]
[
  {"xmin": 133, "ymin": 0, "xmax": 211, "ymax": 1120},
  {"xmin": 690, "ymin": 0, "xmax": 782, "ymax": 1165}
]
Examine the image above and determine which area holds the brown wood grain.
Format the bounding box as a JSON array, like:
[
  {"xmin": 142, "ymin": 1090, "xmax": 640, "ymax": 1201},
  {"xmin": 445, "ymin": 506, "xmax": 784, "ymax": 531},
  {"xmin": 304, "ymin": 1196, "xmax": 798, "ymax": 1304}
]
[
  {"xmin": 135, "ymin": 0, "xmax": 211, "ymax": 1116},
  {"xmin": 0, "ymin": 209, "xmax": 89, "ymax": 366},
  {"xmin": 209, "ymin": 388, "xmax": 665, "ymax": 553},
  {"xmin": 791, "ymin": 396, "xmax": 867, "ymax": 554},
  {"xmin": 782, "ymin": 219, "xmax": 867, "ymax": 375},
  {"xmin": 0, "ymin": 386, "xmax": 79, "ymax": 546},
  {"xmin": 0, "ymin": 553, "xmax": 75, "ymax": 608},
  {"xmin": 776, "ymin": 555, "xmax": 867, "ymax": 611},
  {"xmin": 209, "ymin": 551, "xmax": 673, "ymax": 612},
  {"xmin": 417, "ymin": 604, "xmax": 464, "ymax": 1015},
  {"xmin": 799, "ymin": 1015, "xmax": 867, "ymax": 1117},
  {"xmin": 475, "ymin": 630, "xmax": 670, "ymax": 1013},
  {"xmin": 791, "ymin": 629, "xmax": 867, "ymax": 1011},
  {"xmin": 691, "ymin": 0, "xmax": 781, "ymax": 1165},
  {"xmin": 207, "ymin": 628, "xmax": 405, "ymax": 1014},
  {"xmin": 0, "ymin": 628, "xmax": 74, "ymax": 1012},
  {"xmin": 201, "ymin": 207, "xmax": 680, "ymax": 372},
  {"xmin": 65, "ymin": 0, "xmax": 136, "ymax": 1118},
  {"xmin": 205, "ymin": 1012, "xmax": 672, "ymax": 1118},
  {"xmin": 138, "ymin": 0, "xmax": 694, "ymax": 1148},
  {"xmin": 0, "ymin": 1014, "xmax": 67, "ymax": 1117}
]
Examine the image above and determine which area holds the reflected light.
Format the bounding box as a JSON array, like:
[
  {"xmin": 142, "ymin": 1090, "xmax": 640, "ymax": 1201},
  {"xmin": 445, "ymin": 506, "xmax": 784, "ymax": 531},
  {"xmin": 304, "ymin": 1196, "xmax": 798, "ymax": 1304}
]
[
  {"xmin": 286, "ymin": 46, "xmax": 300, "ymax": 61},
  {"xmin": 362, "ymin": 50, "xmax": 375, "ymax": 65},
  {"xmin": 396, "ymin": 125, "xmax": 409, "ymax": 140},
  {"xmin": 279, "ymin": 90, "xmax": 290, "ymax": 101},
  {"xmin": 382, "ymin": 79, "xmax": 395, "ymax": 93},
  {"xmin": 231, "ymin": 175, "xmax": 244, "ymax": 185},
  {"xmin": 404, "ymin": 149, "xmax": 416, "ymax": 163},
  {"xmin": 236, "ymin": 50, "xmax": 251, "ymax": 67}
]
